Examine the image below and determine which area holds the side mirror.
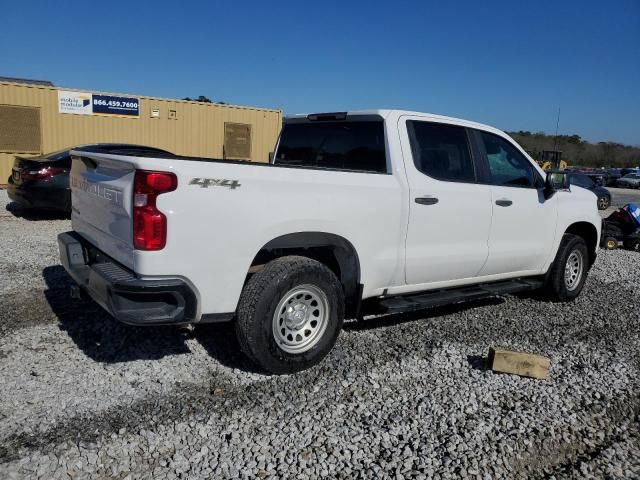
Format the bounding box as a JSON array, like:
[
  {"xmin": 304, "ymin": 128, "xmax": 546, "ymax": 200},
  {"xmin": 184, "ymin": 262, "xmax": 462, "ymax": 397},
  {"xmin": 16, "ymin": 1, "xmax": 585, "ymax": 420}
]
[
  {"xmin": 544, "ymin": 171, "xmax": 570, "ymax": 199},
  {"xmin": 268, "ymin": 151, "xmax": 274, "ymax": 163}
]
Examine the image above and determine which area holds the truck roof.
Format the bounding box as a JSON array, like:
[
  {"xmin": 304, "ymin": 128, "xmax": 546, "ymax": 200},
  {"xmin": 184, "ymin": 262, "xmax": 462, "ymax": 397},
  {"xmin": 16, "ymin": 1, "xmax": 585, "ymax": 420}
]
[{"xmin": 287, "ymin": 109, "xmax": 507, "ymax": 137}]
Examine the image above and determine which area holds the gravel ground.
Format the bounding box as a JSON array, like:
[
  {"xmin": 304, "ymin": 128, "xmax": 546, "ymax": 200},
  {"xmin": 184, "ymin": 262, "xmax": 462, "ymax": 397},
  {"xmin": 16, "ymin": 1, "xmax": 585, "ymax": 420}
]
[
  {"xmin": 606, "ymin": 187, "xmax": 640, "ymax": 209},
  {"xmin": 0, "ymin": 188, "xmax": 639, "ymax": 479}
]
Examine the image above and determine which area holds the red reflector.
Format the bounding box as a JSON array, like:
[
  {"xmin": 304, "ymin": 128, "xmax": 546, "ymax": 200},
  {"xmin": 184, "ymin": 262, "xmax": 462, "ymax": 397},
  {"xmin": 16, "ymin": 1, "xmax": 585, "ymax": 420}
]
[{"xmin": 133, "ymin": 170, "xmax": 177, "ymax": 251}]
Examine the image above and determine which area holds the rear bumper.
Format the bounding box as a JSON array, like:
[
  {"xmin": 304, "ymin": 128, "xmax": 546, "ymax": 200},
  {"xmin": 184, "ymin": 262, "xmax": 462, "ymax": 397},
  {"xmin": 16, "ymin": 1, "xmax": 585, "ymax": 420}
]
[{"xmin": 58, "ymin": 231, "xmax": 205, "ymax": 325}]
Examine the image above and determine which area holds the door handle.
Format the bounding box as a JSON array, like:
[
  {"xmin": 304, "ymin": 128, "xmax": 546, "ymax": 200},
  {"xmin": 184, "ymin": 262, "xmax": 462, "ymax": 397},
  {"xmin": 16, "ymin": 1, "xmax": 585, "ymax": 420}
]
[
  {"xmin": 415, "ymin": 196, "xmax": 439, "ymax": 205},
  {"xmin": 495, "ymin": 199, "xmax": 513, "ymax": 207}
]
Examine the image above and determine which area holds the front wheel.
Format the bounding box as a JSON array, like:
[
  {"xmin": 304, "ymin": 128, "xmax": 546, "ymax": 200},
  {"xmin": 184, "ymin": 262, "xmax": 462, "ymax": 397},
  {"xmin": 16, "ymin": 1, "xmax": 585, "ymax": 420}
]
[
  {"xmin": 235, "ymin": 256, "xmax": 344, "ymax": 374},
  {"xmin": 544, "ymin": 234, "xmax": 589, "ymax": 301}
]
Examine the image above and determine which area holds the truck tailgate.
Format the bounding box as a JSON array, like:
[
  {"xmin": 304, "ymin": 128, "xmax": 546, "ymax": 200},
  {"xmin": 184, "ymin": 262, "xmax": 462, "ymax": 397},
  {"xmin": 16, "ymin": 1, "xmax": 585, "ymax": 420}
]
[{"xmin": 69, "ymin": 152, "xmax": 136, "ymax": 269}]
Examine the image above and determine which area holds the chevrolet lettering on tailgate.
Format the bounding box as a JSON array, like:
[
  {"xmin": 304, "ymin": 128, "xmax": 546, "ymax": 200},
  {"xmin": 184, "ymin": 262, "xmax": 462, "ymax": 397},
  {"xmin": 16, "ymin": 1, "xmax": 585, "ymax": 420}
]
[{"xmin": 70, "ymin": 176, "xmax": 124, "ymax": 206}]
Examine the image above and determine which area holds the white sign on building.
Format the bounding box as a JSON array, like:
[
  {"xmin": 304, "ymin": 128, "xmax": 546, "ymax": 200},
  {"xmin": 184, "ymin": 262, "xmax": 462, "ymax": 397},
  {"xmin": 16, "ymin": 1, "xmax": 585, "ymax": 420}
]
[{"xmin": 58, "ymin": 90, "xmax": 93, "ymax": 115}]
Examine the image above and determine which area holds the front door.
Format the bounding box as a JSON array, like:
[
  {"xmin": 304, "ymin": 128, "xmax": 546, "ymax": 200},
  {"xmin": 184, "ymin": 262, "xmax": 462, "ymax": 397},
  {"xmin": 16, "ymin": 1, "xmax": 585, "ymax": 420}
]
[
  {"xmin": 474, "ymin": 130, "xmax": 558, "ymax": 276},
  {"xmin": 399, "ymin": 117, "xmax": 493, "ymax": 285}
]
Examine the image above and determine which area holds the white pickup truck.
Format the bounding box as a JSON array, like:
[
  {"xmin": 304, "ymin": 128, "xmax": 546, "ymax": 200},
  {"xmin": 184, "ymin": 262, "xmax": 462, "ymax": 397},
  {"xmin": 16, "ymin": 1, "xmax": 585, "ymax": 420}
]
[{"xmin": 58, "ymin": 110, "xmax": 601, "ymax": 373}]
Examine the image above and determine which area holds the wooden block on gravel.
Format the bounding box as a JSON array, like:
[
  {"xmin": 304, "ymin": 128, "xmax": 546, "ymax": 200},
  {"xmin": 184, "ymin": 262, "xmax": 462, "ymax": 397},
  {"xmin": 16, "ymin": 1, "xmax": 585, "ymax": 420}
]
[{"xmin": 488, "ymin": 347, "xmax": 550, "ymax": 379}]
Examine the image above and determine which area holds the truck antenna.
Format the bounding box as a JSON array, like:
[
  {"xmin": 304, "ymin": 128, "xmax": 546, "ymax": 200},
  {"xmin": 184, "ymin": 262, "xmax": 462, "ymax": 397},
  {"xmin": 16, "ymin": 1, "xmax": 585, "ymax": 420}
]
[{"xmin": 552, "ymin": 106, "xmax": 561, "ymax": 151}]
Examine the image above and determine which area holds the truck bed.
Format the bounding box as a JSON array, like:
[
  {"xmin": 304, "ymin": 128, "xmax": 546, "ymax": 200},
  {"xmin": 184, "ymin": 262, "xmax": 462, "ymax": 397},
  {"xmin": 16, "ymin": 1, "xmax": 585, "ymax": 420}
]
[{"xmin": 68, "ymin": 146, "xmax": 405, "ymax": 316}]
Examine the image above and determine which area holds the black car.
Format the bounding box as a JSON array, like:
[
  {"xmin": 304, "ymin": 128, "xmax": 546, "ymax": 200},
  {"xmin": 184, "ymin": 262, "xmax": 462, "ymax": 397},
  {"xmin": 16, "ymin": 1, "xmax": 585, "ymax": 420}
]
[
  {"xmin": 605, "ymin": 168, "xmax": 622, "ymax": 186},
  {"xmin": 7, "ymin": 144, "xmax": 173, "ymax": 214},
  {"xmin": 568, "ymin": 173, "xmax": 611, "ymax": 210}
]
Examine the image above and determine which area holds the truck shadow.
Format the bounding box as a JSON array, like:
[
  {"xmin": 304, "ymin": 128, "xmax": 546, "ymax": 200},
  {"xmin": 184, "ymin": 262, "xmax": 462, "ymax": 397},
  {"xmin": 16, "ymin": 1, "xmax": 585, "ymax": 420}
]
[
  {"xmin": 42, "ymin": 265, "xmax": 259, "ymax": 370},
  {"xmin": 343, "ymin": 297, "xmax": 505, "ymax": 332},
  {"xmin": 42, "ymin": 265, "xmax": 191, "ymax": 363},
  {"xmin": 192, "ymin": 323, "xmax": 264, "ymax": 373},
  {"xmin": 42, "ymin": 265, "xmax": 506, "ymax": 372}
]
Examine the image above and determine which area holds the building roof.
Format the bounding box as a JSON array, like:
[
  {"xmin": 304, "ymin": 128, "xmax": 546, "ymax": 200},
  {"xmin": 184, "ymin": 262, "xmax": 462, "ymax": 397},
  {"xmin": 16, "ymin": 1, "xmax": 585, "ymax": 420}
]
[{"xmin": 0, "ymin": 76, "xmax": 54, "ymax": 86}]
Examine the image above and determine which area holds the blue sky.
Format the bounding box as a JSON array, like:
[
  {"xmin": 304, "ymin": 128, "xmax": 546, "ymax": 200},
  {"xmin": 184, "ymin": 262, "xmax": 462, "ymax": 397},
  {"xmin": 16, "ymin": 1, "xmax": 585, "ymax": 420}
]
[{"xmin": 2, "ymin": 0, "xmax": 639, "ymax": 145}]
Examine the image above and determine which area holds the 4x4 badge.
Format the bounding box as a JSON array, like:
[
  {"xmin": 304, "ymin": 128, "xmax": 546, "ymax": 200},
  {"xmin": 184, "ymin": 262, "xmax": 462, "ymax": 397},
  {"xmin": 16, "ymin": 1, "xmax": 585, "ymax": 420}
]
[{"xmin": 189, "ymin": 178, "xmax": 241, "ymax": 189}]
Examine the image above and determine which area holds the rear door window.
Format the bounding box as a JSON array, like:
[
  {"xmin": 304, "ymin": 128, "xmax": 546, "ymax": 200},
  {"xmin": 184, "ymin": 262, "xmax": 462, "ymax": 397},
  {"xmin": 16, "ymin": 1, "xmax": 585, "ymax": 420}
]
[
  {"xmin": 406, "ymin": 121, "xmax": 476, "ymax": 183},
  {"xmin": 274, "ymin": 121, "xmax": 387, "ymax": 173}
]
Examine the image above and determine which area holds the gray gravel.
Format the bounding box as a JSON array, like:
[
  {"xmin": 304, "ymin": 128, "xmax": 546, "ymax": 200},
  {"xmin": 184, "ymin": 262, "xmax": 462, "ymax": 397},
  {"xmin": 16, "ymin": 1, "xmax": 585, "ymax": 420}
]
[
  {"xmin": 1, "ymin": 188, "xmax": 639, "ymax": 479},
  {"xmin": 607, "ymin": 187, "xmax": 640, "ymax": 209}
]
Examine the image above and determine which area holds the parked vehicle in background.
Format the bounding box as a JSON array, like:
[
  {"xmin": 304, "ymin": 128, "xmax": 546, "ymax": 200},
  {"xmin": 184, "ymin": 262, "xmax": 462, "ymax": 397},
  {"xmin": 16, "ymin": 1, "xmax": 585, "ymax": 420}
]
[
  {"xmin": 585, "ymin": 173, "xmax": 607, "ymax": 187},
  {"xmin": 568, "ymin": 173, "xmax": 611, "ymax": 210},
  {"xmin": 601, "ymin": 204, "xmax": 640, "ymax": 251},
  {"xmin": 565, "ymin": 167, "xmax": 608, "ymax": 187},
  {"xmin": 58, "ymin": 110, "xmax": 602, "ymax": 373},
  {"xmin": 620, "ymin": 168, "xmax": 640, "ymax": 177},
  {"xmin": 7, "ymin": 148, "xmax": 73, "ymax": 212},
  {"xmin": 605, "ymin": 169, "xmax": 622, "ymax": 186},
  {"xmin": 7, "ymin": 144, "xmax": 173, "ymax": 213},
  {"xmin": 616, "ymin": 173, "xmax": 640, "ymax": 189}
]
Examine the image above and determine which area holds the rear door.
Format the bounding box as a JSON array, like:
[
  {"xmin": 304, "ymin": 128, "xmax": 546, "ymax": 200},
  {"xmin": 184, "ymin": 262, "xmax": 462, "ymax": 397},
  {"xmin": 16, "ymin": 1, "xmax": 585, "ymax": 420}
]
[
  {"xmin": 69, "ymin": 152, "xmax": 136, "ymax": 269},
  {"xmin": 474, "ymin": 130, "xmax": 557, "ymax": 276},
  {"xmin": 399, "ymin": 117, "xmax": 492, "ymax": 285}
]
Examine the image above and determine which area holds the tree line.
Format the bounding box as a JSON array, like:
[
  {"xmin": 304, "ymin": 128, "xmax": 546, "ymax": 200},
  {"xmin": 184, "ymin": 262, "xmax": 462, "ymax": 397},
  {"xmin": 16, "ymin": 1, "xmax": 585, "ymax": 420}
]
[
  {"xmin": 182, "ymin": 95, "xmax": 227, "ymax": 105},
  {"xmin": 508, "ymin": 131, "xmax": 640, "ymax": 168}
]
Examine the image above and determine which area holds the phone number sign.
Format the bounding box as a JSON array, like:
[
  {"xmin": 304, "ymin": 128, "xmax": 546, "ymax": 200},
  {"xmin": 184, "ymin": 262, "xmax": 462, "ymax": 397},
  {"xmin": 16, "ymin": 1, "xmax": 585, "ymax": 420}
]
[
  {"xmin": 92, "ymin": 94, "xmax": 139, "ymax": 116},
  {"xmin": 58, "ymin": 91, "xmax": 139, "ymax": 117}
]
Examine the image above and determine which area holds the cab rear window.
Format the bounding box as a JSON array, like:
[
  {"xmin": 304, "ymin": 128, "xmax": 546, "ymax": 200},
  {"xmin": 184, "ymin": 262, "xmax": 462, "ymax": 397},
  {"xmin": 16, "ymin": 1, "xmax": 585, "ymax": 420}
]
[{"xmin": 274, "ymin": 121, "xmax": 387, "ymax": 173}]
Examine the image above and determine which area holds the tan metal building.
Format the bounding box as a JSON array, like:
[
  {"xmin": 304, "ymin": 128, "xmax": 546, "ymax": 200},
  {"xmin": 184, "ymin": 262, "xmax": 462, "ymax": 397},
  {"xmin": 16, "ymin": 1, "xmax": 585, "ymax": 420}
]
[{"xmin": 0, "ymin": 79, "xmax": 282, "ymax": 182}]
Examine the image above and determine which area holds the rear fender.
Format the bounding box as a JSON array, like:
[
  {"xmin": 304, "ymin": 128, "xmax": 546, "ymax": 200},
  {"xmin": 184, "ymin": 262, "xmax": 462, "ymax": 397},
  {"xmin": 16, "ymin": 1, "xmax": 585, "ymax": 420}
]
[{"xmin": 251, "ymin": 232, "xmax": 362, "ymax": 316}]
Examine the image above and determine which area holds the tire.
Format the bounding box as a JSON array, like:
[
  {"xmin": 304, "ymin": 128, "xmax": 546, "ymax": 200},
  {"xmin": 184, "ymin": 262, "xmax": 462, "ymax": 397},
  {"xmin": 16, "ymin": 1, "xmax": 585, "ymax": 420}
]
[
  {"xmin": 544, "ymin": 234, "xmax": 589, "ymax": 301},
  {"xmin": 597, "ymin": 196, "xmax": 610, "ymax": 210},
  {"xmin": 235, "ymin": 256, "xmax": 344, "ymax": 374},
  {"xmin": 602, "ymin": 237, "xmax": 618, "ymax": 250}
]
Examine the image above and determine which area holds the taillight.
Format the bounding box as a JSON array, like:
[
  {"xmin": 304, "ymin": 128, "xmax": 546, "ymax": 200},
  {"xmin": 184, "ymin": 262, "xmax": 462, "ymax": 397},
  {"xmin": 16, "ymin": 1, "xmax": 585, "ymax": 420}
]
[
  {"xmin": 23, "ymin": 166, "xmax": 65, "ymax": 180},
  {"xmin": 133, "ymin": 170, "xmax": 177, "ymax": 250}
]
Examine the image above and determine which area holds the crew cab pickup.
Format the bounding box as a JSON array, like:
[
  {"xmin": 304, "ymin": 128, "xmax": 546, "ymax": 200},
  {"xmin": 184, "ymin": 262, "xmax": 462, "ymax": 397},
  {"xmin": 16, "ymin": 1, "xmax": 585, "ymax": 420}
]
[{"xmin": 58, "ymin": 110, "xmax": 602, "ymax": 373}]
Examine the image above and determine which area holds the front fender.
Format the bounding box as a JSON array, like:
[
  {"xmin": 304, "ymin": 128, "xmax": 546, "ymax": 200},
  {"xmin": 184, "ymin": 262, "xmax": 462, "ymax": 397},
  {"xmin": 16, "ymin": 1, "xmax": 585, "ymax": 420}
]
[{"xmin": 543, "ymin": 187, "xmax": 602, "ymax": 272}]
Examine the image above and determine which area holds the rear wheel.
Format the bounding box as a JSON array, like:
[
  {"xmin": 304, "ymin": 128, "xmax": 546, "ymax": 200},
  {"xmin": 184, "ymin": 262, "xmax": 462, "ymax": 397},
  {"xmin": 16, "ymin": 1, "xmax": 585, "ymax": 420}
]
[
  {"xmin": 236, "ymin": 256, "xmax": 344, "ymax": 374},
  {"xmin": 544, "ymin": 234, "xmax": 589, "ymax": 301}
]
